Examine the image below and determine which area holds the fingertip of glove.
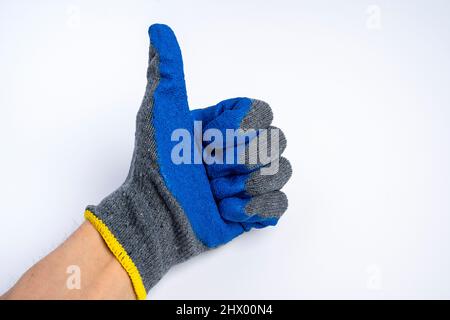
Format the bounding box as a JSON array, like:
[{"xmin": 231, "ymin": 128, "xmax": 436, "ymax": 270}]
[
  {"xmin": 245, "ymin": 157, "xmax": 292, "ymax": 195},
  {"xmin": 245, "ymin": 191, "xmax": 288, "ymax": 219},
  {"xmin": 240, "ymin": 99, "xmax": 273, "ymax": 131},
  {"xmin": 148, "ymin": 23, "xmax": 173, "ymax": 37}
]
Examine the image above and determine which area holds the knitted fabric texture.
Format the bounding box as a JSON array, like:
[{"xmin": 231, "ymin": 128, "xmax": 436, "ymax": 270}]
[{"xmin": 86, "ymin": 24, "xmax": 292, "ymax": 299}]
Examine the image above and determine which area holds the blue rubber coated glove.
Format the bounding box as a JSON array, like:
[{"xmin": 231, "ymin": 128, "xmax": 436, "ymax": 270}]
[
  {"xmin": 191, "ymin": 98, "xmax": 291, "ymax": 230},
  {"xmin": 85, "ymin": 24, "xmax": 291, "ymax": 299}
]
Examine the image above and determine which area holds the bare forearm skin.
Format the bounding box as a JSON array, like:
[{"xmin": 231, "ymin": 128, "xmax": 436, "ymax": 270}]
[{"xmin": 2, "ymin": 222, "xmax": 135, "ymax": 300}]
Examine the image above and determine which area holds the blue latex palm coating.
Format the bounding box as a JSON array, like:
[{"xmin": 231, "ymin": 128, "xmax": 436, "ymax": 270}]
[
  {"xmin": 191, "ymin": 98, "xmax": 252, "ymax": 139},
  {"xmin": 218, "ymin": 197, "xmax": 250, "ymax": 221},
  {"xmin": 210, "ymin": 174, "xmax": 248, "ymax": 199},
  {"xmin": 242, "ymin": 218, "xmax": 279, "ymax": 231},
  {"xmin": 192, "ymin": 98, "xmax": 262, "ymax": 178},
  {"xmin": 219, "ymin": 197, "xmax": 279, "ymax": 225},
  {"xmin": 191, "ymin": 100, "xmax": 282, "ymax": 226},
  {"xmin": 149, "ymin": 24, "xmax": 244, "ymax": 248}
]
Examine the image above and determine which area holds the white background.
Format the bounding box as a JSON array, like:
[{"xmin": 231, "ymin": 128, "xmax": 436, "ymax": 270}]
[{"xmin": 1, "ymin": 0, "xmax": 450, "ymax": 299}]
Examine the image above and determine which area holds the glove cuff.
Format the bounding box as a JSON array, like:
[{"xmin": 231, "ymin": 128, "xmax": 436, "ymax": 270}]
[
  {"xmin": 84, "ymin": 209, "xmax": 147, "ymax": 300},
  {"xmin": 84, "ymin": 179, "xmax": 207, "ymax": 299}
]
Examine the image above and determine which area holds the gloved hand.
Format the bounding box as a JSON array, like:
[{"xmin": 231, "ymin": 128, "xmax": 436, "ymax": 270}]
[
  {"xmin": 85, "ymin": 24, "xmax": 291, "ymax": 300},
  {"xmin": 191, "ymin": 98, "xmax": 292, "ymax": 230}
]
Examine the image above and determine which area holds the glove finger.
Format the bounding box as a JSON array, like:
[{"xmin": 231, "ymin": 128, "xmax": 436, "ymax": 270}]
[
  {"xmin": 143, "ymin": 24, "xmax": 189, "ymax": 117},
  {"xmin": 246, "ymin": 157, "xmax": 292, "ymax": 196},
  {"xmin": 241, "ymin": 218, "xmax": 279, "ymax": 231},
  {"xmin": 219, "ymin": 191, "xmax": 288, "ymax": 223},
  {"xmin": 210, "ymin": 173, "xmax": 248, "ymax": 200},
  {"xmin": 192, "ymin": 98, "xmax": 273, "ymax": 140},
  {"xmin": 137, "ymin": 24, "xmax": 192, "ymax": 164},
  {"xmin": 206, "ymin": 126, "xmax": 287, "ymax": 178},
  {"xmin": 210, "ymin": 157, "xmax": 292, "ymax": 200},
  {"xmin": 138, "ymin": 25, "xmax": 247, "ymax": 247},
  {"xmin": 240, "ymin": 126, "xmax": 287, "ymax": 170}
]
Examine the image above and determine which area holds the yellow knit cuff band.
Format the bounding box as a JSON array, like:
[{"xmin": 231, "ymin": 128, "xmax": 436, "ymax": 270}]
[{"xmin": 84, "ymin": 209, "xmax": 147, "ymax": 300}]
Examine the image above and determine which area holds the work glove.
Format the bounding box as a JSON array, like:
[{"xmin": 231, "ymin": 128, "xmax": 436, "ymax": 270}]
[
  {"xmin": 85, "ymin": 24, "xmax": 292, "ymax": 300},
  {"xmin": 191, "ymin": 98, "xmax": 291, "ymax": 230}
]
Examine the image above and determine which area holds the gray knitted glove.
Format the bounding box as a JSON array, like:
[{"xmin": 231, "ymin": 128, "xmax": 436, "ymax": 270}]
[{"xmin": 85, "ymin": 24, "xmax": 291, "ymax": 299}]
